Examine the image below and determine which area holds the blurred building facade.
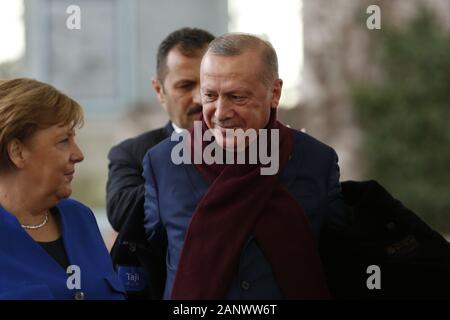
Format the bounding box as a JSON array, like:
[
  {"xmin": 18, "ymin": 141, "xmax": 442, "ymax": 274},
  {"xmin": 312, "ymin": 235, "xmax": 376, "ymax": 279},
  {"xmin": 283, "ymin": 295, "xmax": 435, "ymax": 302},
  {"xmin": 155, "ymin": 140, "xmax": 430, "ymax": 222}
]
[
  {"xmin": 280, "ymin": 0, "xmax": 450, "ymax": 181},
  {"xmin": 2, "ymin": 0, "xmax": 449, "ymax": 238},
  {"xmin": 21, "ymin": 0, "xmax": 228, "ymax": 211}
]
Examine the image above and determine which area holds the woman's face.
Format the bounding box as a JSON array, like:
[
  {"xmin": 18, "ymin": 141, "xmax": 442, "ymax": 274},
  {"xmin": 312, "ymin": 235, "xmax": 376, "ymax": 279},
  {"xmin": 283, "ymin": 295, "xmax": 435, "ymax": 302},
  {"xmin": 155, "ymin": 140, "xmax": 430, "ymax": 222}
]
[{"xmin": 21, "ymin": 123, "xmax": 84, "ymax": 203}]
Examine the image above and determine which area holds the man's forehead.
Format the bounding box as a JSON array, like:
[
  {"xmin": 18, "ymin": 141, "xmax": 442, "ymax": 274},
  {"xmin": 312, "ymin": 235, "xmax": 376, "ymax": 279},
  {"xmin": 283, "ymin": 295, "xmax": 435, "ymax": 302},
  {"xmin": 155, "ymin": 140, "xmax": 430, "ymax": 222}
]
[
  {"xmin": 166, "ymin": 49, "xmax": 202, "ymax": 68},
  {"xmin": 164, "ymin": 50, "xmax": 203, "ymax": 79},
  {"xmin": 167, "ymin": 46, "xmax": 206, "ymax": 66},
  {"xmin": 201, "ymin": 56, "xmax": 261, "ymax": 82},
  {"xmin": 202, "ymin": 51, "xmax": 263, "ymax": 73},
  {"xmin": 200, "ymin": 71, "xmax": 259, "ymax": 94}
]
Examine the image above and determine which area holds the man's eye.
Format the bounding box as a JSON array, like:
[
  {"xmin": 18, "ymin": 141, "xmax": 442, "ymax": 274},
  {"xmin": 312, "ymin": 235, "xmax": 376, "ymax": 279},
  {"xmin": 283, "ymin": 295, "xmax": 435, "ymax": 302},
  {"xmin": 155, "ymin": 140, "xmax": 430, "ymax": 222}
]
[
  {"xmin": 203, "ymin": 93, "xmax": 216, "ymax": 100},
  {"xmin": 59, "ymin": 138, "xmax": 69, "ymax": 144},
  {"xmin": 178, "ymin": 83, "xmax": 194, "ymax": 90},
  {"xmin": 232, "ymin": 95, "xmax": 245, "ymax": 101}
]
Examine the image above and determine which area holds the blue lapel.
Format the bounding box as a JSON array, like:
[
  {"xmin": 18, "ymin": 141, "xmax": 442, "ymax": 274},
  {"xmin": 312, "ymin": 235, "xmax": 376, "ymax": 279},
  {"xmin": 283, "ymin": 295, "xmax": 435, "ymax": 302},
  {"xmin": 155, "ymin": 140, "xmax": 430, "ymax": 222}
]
[
  {"xmin": 55, "ymin": 200, "xmax": 92, "ymax": 273},
  {"xmin": 183, "ymin": 163, "xmax": 209, "ymax": 202},
  {"xmin": 55, "ymin": 202, "xmax": 77, "ymax": 270},
  {"xmin": 0, "ymin": 207, "xmax": 68, "ymax": 277},
  {"xmin": 279, "ymin": 132, "xmax": 304, "ymax": 191}
]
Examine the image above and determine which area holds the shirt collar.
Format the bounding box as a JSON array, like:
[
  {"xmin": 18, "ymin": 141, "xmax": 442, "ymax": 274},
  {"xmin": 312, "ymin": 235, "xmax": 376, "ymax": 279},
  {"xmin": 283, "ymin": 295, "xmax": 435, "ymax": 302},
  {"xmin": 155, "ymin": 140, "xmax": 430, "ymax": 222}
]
[{"xmin": 171, "ymin": 122, "xmax": 185, "ymax": 134}]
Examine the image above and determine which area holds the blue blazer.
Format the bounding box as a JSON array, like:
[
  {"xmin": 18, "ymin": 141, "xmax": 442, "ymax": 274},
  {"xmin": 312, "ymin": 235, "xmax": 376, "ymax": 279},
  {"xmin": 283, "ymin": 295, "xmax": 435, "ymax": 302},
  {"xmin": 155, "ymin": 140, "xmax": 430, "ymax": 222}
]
[
  {"xmin": 143, "ymin": 129, "xmax": 344, "ymax": 299},
  {"xmin": 0, "ymin": 199, "xmax": 125, "ymax": 300}
]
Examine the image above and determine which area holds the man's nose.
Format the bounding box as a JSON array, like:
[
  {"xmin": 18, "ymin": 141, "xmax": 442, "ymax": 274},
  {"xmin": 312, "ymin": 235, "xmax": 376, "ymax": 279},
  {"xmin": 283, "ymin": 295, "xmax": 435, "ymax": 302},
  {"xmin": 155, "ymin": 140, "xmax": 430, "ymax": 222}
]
[
  {"xmin": 193, "ymin": 85, "xmax": 202, "ymax": 106},
  {"xmin": 215, "ymin": 96, "xmax": 234, "ymax": 121}
]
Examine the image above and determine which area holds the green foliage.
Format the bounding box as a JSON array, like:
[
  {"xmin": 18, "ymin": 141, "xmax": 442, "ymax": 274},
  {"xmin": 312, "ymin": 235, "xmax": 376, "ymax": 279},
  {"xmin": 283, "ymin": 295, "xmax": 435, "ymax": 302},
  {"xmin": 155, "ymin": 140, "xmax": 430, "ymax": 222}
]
[{"xmin": 353, "ymin": 9, "xmax": 450, "ymax": 233}]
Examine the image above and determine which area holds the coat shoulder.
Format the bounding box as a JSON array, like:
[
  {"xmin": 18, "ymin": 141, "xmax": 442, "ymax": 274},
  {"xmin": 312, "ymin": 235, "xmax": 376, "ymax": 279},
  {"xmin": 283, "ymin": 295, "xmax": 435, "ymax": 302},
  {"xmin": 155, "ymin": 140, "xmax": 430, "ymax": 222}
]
[
  {"xmin": 145, "ymin": 133, "xmax": 183, "ymax": 162},
  {"xmin": 112, "ymin": 127, "xmax": 169, "ymax": 159},
  {"xmin": 122, "ymin": 127, "xmax": 168, "ymax": 148},
  {"xmin": 56, "ymin": 198, "xmax": 95, "ymax": 224},
  {"xmin": 57, "ymin": 198, "xmax": 91, "ymax": 212},
  {"xmin": 290, "ymin": 128, "xmax": 336, "ymax": 158}
]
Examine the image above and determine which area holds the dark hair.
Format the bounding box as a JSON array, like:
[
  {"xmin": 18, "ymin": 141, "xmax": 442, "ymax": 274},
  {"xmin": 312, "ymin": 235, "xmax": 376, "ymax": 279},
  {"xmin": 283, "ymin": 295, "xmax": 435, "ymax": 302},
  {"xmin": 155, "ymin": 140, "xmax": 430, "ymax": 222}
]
[
  {"xmin": 207, "ymin": 33, "xmax": 279, "ymax": 87},
  {"xmin": 157, "ymin": 27, "xmax": 215, "ymax": 81}
]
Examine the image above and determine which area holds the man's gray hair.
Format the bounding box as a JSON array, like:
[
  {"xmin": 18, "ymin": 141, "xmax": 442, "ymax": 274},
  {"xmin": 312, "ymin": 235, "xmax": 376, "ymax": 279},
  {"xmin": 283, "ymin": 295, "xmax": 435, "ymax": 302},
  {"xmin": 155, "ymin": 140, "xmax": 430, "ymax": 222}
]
[{"xmin": 206, "ymin": 33, "xmax": 279, "ymax": 87}]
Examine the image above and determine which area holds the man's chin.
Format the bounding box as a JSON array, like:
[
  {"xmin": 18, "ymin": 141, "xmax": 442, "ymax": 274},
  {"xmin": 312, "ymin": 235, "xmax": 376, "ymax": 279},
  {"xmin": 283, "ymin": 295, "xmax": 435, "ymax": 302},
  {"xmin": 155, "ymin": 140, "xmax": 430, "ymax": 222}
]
[
  {"xmin": 214, "ymin": 134, "xmax": 246, "ymax": 152},
  {"xmin": 189, "ymin": 112, "xmax": 203, "ymax": 121}
]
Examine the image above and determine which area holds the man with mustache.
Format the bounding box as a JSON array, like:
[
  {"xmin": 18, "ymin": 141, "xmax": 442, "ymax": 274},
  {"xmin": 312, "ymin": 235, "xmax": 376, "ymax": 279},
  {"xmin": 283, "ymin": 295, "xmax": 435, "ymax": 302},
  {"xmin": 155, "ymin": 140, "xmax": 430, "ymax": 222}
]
[
  {"xmin": 106, "ymin": 28, "xmax": 214, "ymax": 298},
  {"xmin": 142, "ymin": 33, "xmax": 344, "ymax": 299}
]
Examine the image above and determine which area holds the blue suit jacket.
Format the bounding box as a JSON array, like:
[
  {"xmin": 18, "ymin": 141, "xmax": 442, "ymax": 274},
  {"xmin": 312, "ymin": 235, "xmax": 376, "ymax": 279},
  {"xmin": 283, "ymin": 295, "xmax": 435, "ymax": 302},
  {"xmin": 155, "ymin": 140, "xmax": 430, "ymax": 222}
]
[
  {"xmin": 143, "ymin": 129, "xmax": 344, "ymax": 299},
  {"xmin": 0, "ymin": 199, "xmax": 125, "ymax": 300}
]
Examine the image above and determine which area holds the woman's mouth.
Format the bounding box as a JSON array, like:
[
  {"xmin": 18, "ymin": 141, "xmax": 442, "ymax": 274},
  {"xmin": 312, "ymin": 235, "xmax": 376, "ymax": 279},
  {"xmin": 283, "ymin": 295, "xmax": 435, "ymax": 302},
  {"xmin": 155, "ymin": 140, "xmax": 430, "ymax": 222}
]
[{"xmin": 64, "ymin": 171, "xmax": 75, "ymax": 182}]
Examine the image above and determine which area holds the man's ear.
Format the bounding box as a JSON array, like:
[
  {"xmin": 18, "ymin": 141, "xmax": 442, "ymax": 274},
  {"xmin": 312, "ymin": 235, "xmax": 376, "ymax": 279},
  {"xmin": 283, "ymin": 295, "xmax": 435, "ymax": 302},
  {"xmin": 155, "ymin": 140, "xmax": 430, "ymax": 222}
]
[
  {"xmin": 152, "ymin": 78, "xmax": 166, "ymax": 105},
  {"xmin": 270, "ymin": 79, "xmax": 283, "ymax": 109},
  {"xmin": 7, "ymin": 139, "xmax": 26, "ymax": 169}
]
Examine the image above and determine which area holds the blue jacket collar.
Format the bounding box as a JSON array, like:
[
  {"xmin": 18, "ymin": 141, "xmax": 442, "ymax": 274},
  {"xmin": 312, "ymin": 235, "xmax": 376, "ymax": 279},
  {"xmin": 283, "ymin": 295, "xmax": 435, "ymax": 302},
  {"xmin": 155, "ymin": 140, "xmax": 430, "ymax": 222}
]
[{"xmin": 0, "ymin": 206, "xmax": 68, "ymax": 275}]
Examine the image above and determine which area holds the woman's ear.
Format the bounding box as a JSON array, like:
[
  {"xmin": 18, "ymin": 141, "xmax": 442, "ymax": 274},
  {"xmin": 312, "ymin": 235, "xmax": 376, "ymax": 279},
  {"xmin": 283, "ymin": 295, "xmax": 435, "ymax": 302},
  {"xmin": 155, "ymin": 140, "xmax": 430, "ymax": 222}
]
[{"xmin": 7, "ymin": 139, "xmax": 26, "ymax": 169}]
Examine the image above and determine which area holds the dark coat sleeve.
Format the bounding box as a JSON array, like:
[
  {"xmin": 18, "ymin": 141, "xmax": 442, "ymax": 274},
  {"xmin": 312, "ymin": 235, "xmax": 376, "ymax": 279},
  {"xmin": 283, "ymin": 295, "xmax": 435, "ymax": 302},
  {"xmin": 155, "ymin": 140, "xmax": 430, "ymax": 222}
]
[
  {"xmin": 106, "ymin": 142, "xmax": 146, "ymax": 232},
  {"xmin": 106, "ymin": 125, "xmax": 172, "ymax": 232},
  {"xmin": 106, "ymin": 125, "xmax": 172, "ymax": 299}
]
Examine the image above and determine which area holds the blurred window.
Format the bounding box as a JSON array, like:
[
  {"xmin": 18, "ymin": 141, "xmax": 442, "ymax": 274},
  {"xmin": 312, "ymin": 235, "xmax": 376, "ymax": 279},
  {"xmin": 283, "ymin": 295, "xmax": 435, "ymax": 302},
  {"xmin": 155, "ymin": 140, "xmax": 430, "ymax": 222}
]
[
  {"xmin": 0, "ymin": 0, "xmax": 25, "ymax": 77},
  {"xmin": 228, "ymin": 0, "xmax": 303, "ymax": 107}
]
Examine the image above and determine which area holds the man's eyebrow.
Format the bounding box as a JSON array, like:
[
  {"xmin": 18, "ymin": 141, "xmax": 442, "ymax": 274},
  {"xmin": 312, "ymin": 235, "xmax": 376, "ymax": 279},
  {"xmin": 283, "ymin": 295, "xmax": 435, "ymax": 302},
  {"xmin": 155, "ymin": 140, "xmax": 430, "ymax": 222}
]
[
  {"xmin": 201, "ymin": 87, "xmax": 215, "ymax": 92},
  {"xmin": 227, "ymin": 88, "xmax": 252, "ymax": 95},
  {"xmin": 174, "ymin": 79, "xmax": 195, "ymax": 86}
]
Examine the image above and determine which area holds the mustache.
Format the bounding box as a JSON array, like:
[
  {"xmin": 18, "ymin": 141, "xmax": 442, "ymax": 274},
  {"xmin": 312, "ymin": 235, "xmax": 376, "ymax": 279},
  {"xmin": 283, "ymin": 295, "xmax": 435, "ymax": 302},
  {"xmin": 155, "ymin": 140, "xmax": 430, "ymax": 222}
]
[
  {"xmin": 187, "ymin": 104, "xmax": 203, "ymax": 116},
  {"xmin": 214, "ymin": 120, "xmax": 241, "ymax": 128}
]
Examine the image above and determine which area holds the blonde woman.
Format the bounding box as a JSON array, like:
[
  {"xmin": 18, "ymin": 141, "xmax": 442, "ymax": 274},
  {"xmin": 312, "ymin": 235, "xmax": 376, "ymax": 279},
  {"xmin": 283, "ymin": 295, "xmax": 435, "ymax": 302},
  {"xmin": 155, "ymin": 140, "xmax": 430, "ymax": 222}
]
[{"xmin": 0, "ymin": 78, "xmax": 125, "ymax": 300}]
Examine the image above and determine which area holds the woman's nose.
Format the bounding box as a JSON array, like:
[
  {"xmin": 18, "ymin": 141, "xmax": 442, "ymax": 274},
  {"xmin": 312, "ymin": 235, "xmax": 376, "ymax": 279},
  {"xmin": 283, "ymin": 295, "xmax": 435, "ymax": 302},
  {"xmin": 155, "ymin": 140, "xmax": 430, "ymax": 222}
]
[{"xmin": 71, "ymin": 141, "xmax": 84, "ymax": 163}]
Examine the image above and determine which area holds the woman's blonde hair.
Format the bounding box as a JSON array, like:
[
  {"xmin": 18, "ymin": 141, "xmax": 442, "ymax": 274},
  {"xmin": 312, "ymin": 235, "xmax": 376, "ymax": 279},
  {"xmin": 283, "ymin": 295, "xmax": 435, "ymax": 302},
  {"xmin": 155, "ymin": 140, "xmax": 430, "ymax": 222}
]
[{"xmin": 0, "ymin": 78, "xmax": 84, "ymax": 171}]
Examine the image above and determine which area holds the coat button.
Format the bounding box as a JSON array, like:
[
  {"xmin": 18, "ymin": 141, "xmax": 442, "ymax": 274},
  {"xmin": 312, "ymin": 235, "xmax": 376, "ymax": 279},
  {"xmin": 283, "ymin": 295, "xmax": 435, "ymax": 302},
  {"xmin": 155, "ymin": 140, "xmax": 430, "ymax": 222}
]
[
  {"xmin": 386, "ymin": 247, "xmax": 396, "ymax": 255},
  {"xmin": 241, "ymin": 281, "xmax": 250, "ymax": 290},
  {"xmin": 387, "ymin": 222, "xmax": 396, "ymax": 230},
  {"xmin": 128, "ymin": 243, "xmax": 137, "ymax": 252},
  {"xmin": 74, "ymin": 291, "xmax": 85, "ymax": 300}
]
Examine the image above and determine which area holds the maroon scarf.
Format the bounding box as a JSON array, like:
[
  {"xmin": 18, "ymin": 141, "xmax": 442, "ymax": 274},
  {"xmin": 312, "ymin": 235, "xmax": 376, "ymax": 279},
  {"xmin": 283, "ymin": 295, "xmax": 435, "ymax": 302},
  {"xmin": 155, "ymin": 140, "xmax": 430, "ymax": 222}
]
[{"xmin": 171, "ymin": 109, "xmax": 330, "ymax": 299}]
